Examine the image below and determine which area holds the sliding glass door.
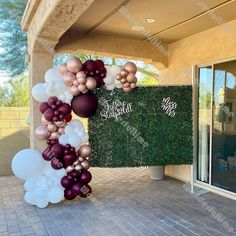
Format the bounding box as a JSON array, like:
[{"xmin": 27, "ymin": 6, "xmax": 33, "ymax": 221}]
[{"xmin": 197, "ymin": 60, "xmax": 236, "ymax": 194}]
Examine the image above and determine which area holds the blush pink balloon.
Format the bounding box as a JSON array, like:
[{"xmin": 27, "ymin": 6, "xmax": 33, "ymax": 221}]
[
  {"xmin": 76, "ymin": 71, "xmax": 86, "ymax": 80},
  {"xmin": 86, "ymin": 77, "xmax": 97, "ymax": 90},
  {"xmin": 35, "ymin": 126, "xmax": 50, "ymax": 140},
  {"xmin": 41, "ymin": 115, "xmax": 49, "ymax": 125},
  {"xmin": 67, "ymin": 57, "xmax": 83, "ymax": 73},
  {"xmin": 50, "ymin": 132, "xmax": 60, "ymax": 139},
  {"xmin": 59, "ymin": 63, "xmax": 68, "ymax": 74},
  {"xmin": 47, "ymin": 123, "xmax": 57, "ymax": 132},
  {"xmin": 63, "ymin": 72, "xmax": 76, "ymax": 86},
  {"xmin": 71, "ymin": 86, "xmax": 80, "ymax": 96},
  {"xmin": 78, "ymin": 84, "xmax": 87, "ymax": 92},
  {"xmin": 124, "ymin": 62, "xmax": 137, "ymax": 74}
]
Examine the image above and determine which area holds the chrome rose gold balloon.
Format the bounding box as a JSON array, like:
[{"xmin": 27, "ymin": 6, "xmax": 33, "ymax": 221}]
[
  {"xmin": 130, "ymin": 83, "xmax": 136, "ymax": 89},
  {"xmin": 124, "ymin": 62, "xmax": 137, "ymax": 74},
  {"xmin": 47, "ymin": 123, "xmax": 57, "ymax": 132},
  {"xmin": 50, "ymin": 132, "xmax": 60, "ymax": 140},
  {"xmin": 59, "ymin": 63, "xmax": 68, "ymax": 74},
  {"xmin": 123, "ymin": 82, "xmax": 130, "ymax": 88},
  {"xmin": 75, "ymin": 165, "xmax": 82, "ymax": 171},
  {"xmin": 120, "ymin": 68, "xmax": 129, "ymax": 77},
  {"xmin": 78, "ymin": 84, "xmax": 87, "ymax": 92},
  {"xmin": 76, "ymin": 71, "xmax": 86, "ymax": 80},
  {"xmin": 71, "ymin": 86, "xmax": 80, "ymax": 96},
  {"xmin": 121, "ymin": 78, "xmax": 127, "ymax": 84},
  {"xmin": 57, "ymin": 127, "xmax": 65, "ymax": 135},
  {"xmin": 67, "ymin": 57, "xmax": 83, "ymax": 73},
  {"xmin": 63, "ymin": 72, "xmax": 76, "ymax": 86},
  {"xmin": 35, "ymin": 126, "xmax": 50, "ymax": 140},
  {"xmin": 55, "ymin": 120, "xmax": 66, "ymax": 128},
  {"xmin": 77, "ymin": 76, "xmax": 86, "ymax": 84},
  {"xmin": 82, "ymin": 89, "xmax": 88, "ymax": 94},
  {"xmin": 81, "ymin": 160, "xmax": 90, "ymax": 170},
  {"xmin": 116, "ymin": 74, "xmax": 122, "ymax": 80},
  {"xmin": 126, "ymin": 73, "xmax": 136, "ymax": 83},
  {"xmin": 73, "ymin": 80, "xmax": 79, "ymax": 87},
  {"xmin": 41, "ymin": 115, "xmax": 49, "ymax": 125},
  {"xmin": 123, "ymin": 87, "xmax": 132, "ymax": 93},
  {"xmin": 66, "ymin": 166, "xmax": 74, "ymax": 173},
  {"xmin": 78, "ymin": 156, "xmax": 84, "ymax": 162},
  {"xmin": 86, "ymin": 77, "xmax": 97, "ymax": 90},
  {"xmin": 79, "ymin": 145, "xmax": 92, "ymax": 157}
]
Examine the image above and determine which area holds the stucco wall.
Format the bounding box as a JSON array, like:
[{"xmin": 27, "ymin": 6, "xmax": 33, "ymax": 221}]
[
  {"xmin": 0, "ymin": 107, "xmax": 30, "ymax": 176},
  {"xmin": 161, "ymin": 19, "xmax": 236, "ymax": 182}
]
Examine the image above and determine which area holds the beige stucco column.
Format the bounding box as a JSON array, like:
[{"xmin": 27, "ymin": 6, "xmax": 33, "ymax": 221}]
[{"xmin": 29, "ymin": 50, "xmax": 53, "ymax": 150}]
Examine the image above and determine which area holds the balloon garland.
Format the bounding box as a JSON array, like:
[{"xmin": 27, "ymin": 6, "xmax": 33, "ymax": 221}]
[{"xmin": 11, "ymin": 57, "xmax": 138, "ymax": 208}]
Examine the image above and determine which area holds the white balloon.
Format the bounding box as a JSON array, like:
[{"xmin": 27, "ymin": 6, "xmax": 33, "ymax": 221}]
[
  {"xmin": 64, "ymin": 124, "xmax": 75, "ymax": 135},
  {"xmin": 47, "ymin": 187, "xmax": 64, "ymax": 204},
  {"xmin": 59, "ymin": 134, "xmax": 69, "ymax": 145},
  {"xmin": 36, "ymin": 198, "xmax": 49, "ymax": 208},
  {"xmin": 56, "ymin": 168, "xmax": 67, "ymax": 178},
  {"xmin": 24, "ymin": 192, "xmax": 36, "ymax": 205},
  {"xmin": 24, "ymin": 177, "xmax": 38, "ymax": 191},
  {"xmin": 69, "ymin": 134, "xmax": 81, "ymax": 147},
  {"xmin": 106, "ymin": 84, "xmax": 116, "ymax": 90},
  {"xmin": 45, "ymin": 68, "xmax": 61, "ymax": 82},
  {"xmin": 11, "ymin": 149, "xmax": 45, "ymax": 181},
  {"xmin": 110, "ymin": 65, "xmax": 121, "ymax": 76},
  {"xmin": 32, "ymin": 83, "xmax": 50, "ymax": 102},
  {"xmin": 104, "ymin": 76, "xmax": 114, "ymax": 85}
]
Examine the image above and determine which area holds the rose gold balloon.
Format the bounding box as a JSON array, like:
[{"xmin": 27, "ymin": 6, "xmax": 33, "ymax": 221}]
[
  {"xmin": 81, "ymin": 160, "xmax": 90, "ymax": 170},
  {"xmin": 78, "ymin": 156, "xmax": 84, "ymax": 162},
  {"xmin": 78, "ymin": 84, "xmax": 87, "ymax": 92},
  {"xmin": 59, "ymin": 63, "xmax": 68, "ymax": 74},
  {"xmin": 82, "ymin": 89, "xmax": 88, "ymax": 94},
  {"xmin": 63, "ymin": 72, "xmax": 76, "ymax": 86},
  {"xmin": 73, "ymin": 80, "xmax": 79, "ymax": 86},
  {"xmin": 55, "ymin": 121, "xmax": 66, "ymax": 128},
  {"xmin": 50, "ymin": 132, "xmax": 60, "ymax": 139},
  {"xmin": 116, "ymin": 74, "xmax": 122, "ymax": 80},
  {"xmin": 126, "ymin": 73, "xmax": 136, "ymax": 83},
  {"xmin": 86, "ymin": 77, "xmax": 97, "ymax": 90},
  {"xmin": 71, "ymin": 86, "xmax": 80, "ymax": 96},
  {"xmin": 66, "ymin": 166, "xmax": 74, "ymax": 173},
  {"xmin": 75, "ymin": 165, "xmax": 82, "ymax": 171},
  {"xmin": 123, "ymin": 82, "xmax": 130, "ymax": 88},
  {"xmin": 130, "ymin": 83, "xmax": 136, "ymax": 89},
  {"xmin": 47, "ymin": 123, "xmax": 57, "ymax": 132},
  {"xmin": 120, "ymin": 68, "xmax": 129, "ymax": 77},
  {"xmin": 123, "ymin": 87, "xmax": 132, "ymax": 93},
  {"xmin": 58, "ymin": 127, "xmax": 65, "ymax": 135},
  {"xmin": 41, "ymin": 115, "xmax": 49, "ymax": 125},
  {"xmin": 76, "ymin": 71, "xmax": 86, "ymax": 79},
  {"xmin": 35, "ymin": 126, "xmax": 50, "ymax": 140},
  {"xmin": 121, "ymin": 78, "xmax": 127, "ymax": 84},
  {"xmin": 67, "ymin": 57, "xmax": 83, "ymax": 73},
  {"xmin": 79, "ymin": 145, "xmax": 92, "ymax": 157},
  {"xmin": 124, "ymin": 62, "xmax": 137, "ymax": 74},
  {"xmin": 77, "ymin": 76, "xmax": 87, "ymax": 84}
]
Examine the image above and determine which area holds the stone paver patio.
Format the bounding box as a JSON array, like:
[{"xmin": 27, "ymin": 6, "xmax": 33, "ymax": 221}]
[{"xmin": 0, "ymin": 168, "xmax": 235, "ymax": 236}]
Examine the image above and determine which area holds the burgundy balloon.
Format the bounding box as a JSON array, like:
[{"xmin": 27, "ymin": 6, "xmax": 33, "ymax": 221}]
[
  {"xmin": 51, "ymin": 143, "xmax": 65, "ymax": 158},
  {"xmin": 61, "ymin": 176, "xmax": 73, "ymax": 188},
  {"xmin": 39, "ymin": 102, "xmax": 49, "ymax": 113},
  {"xmin": 58, "ymin": 103, "xmax": 71, "ymax": 115},
  {"xmin": 63, "ymin": 153, "xmax": 77, "ymax": 167},
  {"xmin": 48, "ymin": 96, "xmax": 58, "ymax": 106},
  {"xmin": 80, "ymin": 170, "xmax": 92, "ymax": 184},
  {"xmin": 64, "ymin": 189, "xmax": 76, "ymax": 200},
  {"xmin": 79, "ymin": 184, "xmax": 92, "ymax": 198},
  {"xmin": 84, "ymin": 60, "xmax": 96, "ymax": 71},
  {"xmin": 71, "ymin": 182, "xmax": 84, "ymax": 195},
  {"xmin": 71, "ymin": 93, "xmax": 98, "ymax": 118},
  {"xmin": 42, "ymin": 147, "xmax": 53, "ymax": 161},
  {"xmin": 51, "ymin": 158, "xmax": 63, "ymax": 169},
  {"xmin": 94, "ymin": 75, "xmax": 104, "ymax": 87},
  {"xmin": 44, "ymin": 108, "xmax": 54, "ymax": 122},
  {"xmin": 68, "ymin": 170, "xmax": 80, "ymax": 178},
  {"xmin": 95, "ymin": 59, "xmax": 104, "ymax": 68}
]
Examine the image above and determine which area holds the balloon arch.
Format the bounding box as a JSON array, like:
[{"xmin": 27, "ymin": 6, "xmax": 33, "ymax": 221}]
[{"xmin": 11, "ymin": 57, "xmax": 138, "ymax": 208}]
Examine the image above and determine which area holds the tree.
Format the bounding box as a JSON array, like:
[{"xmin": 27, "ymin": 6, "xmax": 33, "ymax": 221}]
[{"xmin": 0, "ymin": 0, "xmax": 28, "ymax": 77}]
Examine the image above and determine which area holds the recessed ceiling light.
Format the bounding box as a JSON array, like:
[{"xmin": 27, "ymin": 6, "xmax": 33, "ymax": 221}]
[
  {"xmin": 143, "ymin": 18, "xmax": 155, "ymax": 23},
  {"xmin": 131, "ymin": 25, "xmax": 145, "ymax": 31}
]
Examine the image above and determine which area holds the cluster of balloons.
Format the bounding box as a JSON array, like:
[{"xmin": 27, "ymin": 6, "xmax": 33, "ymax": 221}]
[
  {"xmin": 11, "ymin": 149, "xmax": 66, "ymax": 208},
  {"xmin": 116, "ymin": 62, "xmax": 138, "ymax": 92},
  {"xmin": 12, "ymin": 56, "xmax": 138, "ymax": 208}
]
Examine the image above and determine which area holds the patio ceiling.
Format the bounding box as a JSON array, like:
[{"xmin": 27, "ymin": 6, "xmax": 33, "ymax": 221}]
[{"xmin": 57, "ymin": 0, "xmax": 236, "ymax": 45}]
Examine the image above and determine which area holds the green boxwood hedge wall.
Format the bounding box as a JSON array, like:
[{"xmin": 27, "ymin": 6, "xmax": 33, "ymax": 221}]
[{"xmin": 89, "ymin": 86, "xmax": 193, "ymax": 167}]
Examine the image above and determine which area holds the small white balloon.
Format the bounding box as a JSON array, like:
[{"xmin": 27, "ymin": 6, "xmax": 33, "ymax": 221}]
[
  {"xmin": 69, "ymin": 134, "xmax": 81, "ymax": 147},
  {"xmin": 45, "ymin": 68, "xmax": 61, "ymax": 82},
  {"xmin": 110, "ymin": 65, "xmax": 121, "ymax": 76},
  {"xmin": 36, "ymin": 198, "xmax": 49, "ymax": 208},
  {"xmin": 47, "ymin": 187, "xmax": 64, "ymax": 204},
  {"xmin": 59, "ymin": 134, "xmax": 69, "ymax": 145},
  {"xmin": 24, "ymin": 192, "xmax": 36, "ymax": 205}
]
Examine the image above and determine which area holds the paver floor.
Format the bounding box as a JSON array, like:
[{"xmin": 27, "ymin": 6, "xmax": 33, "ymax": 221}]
[{"xmin": 0, "ymin": 168, "xmax": 235, "ymax": 236}]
